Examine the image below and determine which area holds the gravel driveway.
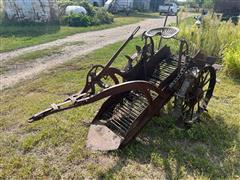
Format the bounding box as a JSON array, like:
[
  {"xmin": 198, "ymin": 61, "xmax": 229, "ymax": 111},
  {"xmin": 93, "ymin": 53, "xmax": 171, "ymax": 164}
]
[{"xmin": 0, "ymin": 17, "xmax": 176, "ymax": 90}]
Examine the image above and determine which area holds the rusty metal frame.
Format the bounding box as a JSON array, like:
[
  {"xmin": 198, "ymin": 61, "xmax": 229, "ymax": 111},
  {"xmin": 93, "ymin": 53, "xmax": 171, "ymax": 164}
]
[{"xmin": 29, "ymin": 24, "xmax": 218, "ymax": 151}]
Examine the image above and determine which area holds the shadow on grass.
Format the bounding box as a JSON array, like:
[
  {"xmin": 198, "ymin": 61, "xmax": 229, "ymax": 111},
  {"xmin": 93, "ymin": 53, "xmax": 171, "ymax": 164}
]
[
  {"xmin": 0, "ymin": 24, "xmax": 60, "ymax": 37},
  {"xmin": 101, "ymin": 114, "xmax": 239, "ymax": 179},
  {"xmin": 230, "ymin": 75, "xmax": 240, "ymax": 85},
  {"xmin": 130, "ymin": 13, "xmax": 163, "ymax": 19},
  {"xmin": 115, "ymin": 12, "xmax": 163, "ymax": 19}
]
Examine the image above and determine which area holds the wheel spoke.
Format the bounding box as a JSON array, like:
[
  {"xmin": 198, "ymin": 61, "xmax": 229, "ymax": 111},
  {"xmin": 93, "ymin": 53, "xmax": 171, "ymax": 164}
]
[
  {"xmin": 190, "ymin": 107, "xmax": 194, "ymax": 119},
  {"xmin": 202, "ymin": 87, "xmax": 213, "ymax": 93},
  {"xmin": 182, "ymin": 106, "xmax": 188, "ymax": 113},
  {"xmin": 183, "ymin": 103, "xmax": 188, "ymax": 109},
  {"xmin": 203, "ymin": 78, "xmax": 211, "ymax": 87},
  {"xmin": 175, "ymin": 67, "xmax": 215, "ymax": 125},
  {"xmin": 201, "ymin": 72, "xmax": 210, "ymax": 86},
  {"xmin": 200, "ymin": 75, "xmax": 204, "ymax": 84},
  {"xmin": 197, "ymin": 101, "xmax": 200, "ymax": 112}
]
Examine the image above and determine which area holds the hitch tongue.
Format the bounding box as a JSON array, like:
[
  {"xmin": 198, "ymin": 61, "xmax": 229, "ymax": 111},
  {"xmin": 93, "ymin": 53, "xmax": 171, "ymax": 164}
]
[
  {"xmin": 64, "ymin": 93, "xmax": 87, "ymax": 102},
  {"xmin": 28, "ymin": 108, "xmax": 53, "ymax": 123},
  {"xmin": 28, "ymin": 92, "xmax": 88, "ymax": 123}
]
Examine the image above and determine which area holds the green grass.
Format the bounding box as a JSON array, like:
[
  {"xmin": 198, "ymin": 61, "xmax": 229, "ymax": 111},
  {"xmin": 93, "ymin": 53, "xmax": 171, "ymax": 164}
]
[
  {"xmin": 8, "ymin": 41, "xmax": 84, "ymax": 64},
  {"xmin": 9, "ymin": 47, "xmax": 63, "ymax": 64},
  {"xmin": 0, "ymin": 41, "xmax": 84, "ymax": 75},
  {"xmin": 224, "ymin": 41, "xmax": 240, "ymax": 77},
  {"xmin": 0, "ymin": 37, "xmax": 239, "ymax": 179},
  {"xmin": 0, "ymin": 13, "xmax": 159, "ymax": 53},
  {"xmin": 115, "ymin": 12, "xmax": 160, "ymax": 19},
  {"xmin": 0, "ymin": 67, "xmax": 7, "ymax": 74}
]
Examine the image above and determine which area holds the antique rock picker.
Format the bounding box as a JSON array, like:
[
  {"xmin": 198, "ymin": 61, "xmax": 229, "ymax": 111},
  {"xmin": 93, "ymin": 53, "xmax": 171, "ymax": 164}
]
[{"xmin": 29, "ymin": 25, "xmax": 219, "ymax": 151}]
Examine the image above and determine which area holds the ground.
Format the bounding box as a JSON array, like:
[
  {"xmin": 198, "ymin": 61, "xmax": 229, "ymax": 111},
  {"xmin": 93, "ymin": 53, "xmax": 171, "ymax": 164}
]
[
  {"xmin": 0, "ymin": 15, "xmax": 177, "ymax": 90},
  {"xmin": 0, "ymin": 36, "xmax": 239, "ymax": 179},
  {"xmin": 0, "ymin": 13, "xmax": 160, "ymax": 53}
]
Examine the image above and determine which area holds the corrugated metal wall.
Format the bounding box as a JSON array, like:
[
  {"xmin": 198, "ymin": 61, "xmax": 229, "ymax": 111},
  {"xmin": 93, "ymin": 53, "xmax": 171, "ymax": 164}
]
[
  {"xmin": 133, "ymin": 0, "xmax": 165, "ymax": 11},
  {"xmin": 150, "ymin": 0, "xmax": 165, "ymax": 11},
  {"xmin": 133, "ymin": 0, "xmax": 151, "ymax": 11},
  {"xmin": 117, "ymin": 0, "xmax": 134, "ymax": 9}
]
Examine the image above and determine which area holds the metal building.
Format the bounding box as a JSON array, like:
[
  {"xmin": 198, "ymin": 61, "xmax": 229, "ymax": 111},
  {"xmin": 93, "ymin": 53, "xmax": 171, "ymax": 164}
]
[
  {"xmin": 90, "ymin": 0, "xmax": 165, "ymax": 11},
  {"xmin": 150, "ymin": 0, "xmax": 165, "ymax": 11}
]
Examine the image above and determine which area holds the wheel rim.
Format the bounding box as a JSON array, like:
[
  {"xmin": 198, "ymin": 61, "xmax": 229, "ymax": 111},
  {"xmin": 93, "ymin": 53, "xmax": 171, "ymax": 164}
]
[{"xmin": 182, "ymin": 66, "xmax": 216, "ymax": 124}]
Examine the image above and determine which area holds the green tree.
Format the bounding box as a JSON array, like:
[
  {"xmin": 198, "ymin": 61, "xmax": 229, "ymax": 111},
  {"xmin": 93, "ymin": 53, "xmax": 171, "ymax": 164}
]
[
  {"xmin": 187, "ymin": 0, "xmax": 217, "ymax": 8},
  {"xmin": 202, "ymin": 0, "xmax": 215, "ymax": 8}
]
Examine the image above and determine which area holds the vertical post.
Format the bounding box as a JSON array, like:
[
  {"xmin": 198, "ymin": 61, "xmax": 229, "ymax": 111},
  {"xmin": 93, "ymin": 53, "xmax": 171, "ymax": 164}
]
[
  {"xmin": 178, "ymin": 40, "xmax": 184, "ymax": 72},
  {"xmin": 158, "ymin": 5, "xmax": 171, "ymax": 50},
  {"xmin": 163, "ymin": 7, "xmax": 170, "ymax": 27},
  {"xmin": 176, "ymin": 13, "xmax": 179, "ymax": 25}
]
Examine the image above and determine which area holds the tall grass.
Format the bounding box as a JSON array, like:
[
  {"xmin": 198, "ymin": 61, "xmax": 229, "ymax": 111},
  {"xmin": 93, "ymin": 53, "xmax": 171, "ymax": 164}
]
[
  {"xmin": 177, "ymin": 15, "xmax": 240, "ymax": 77},
  {"xmin": 0, "ymin": 0, "xmax": 3, "ymax": 24},
  {"xmin": 224, "ymin": 42, "xmax": 240, "ymax": 77}
]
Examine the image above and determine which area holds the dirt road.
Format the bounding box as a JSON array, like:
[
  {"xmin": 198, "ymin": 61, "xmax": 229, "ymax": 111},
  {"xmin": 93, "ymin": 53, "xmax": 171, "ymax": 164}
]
[{"xmin": 0, "ymin": 17, "xmax": 176, "ymax": 90}]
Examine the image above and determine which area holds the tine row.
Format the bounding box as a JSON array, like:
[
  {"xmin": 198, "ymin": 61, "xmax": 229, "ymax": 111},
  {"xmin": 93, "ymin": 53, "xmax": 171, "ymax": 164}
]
[
  {"xmin": 97, "ymin": 57, "xmax": 179, "ymax": 137},
  {"xmin": 149, "ymin": 58, "xmax": 178, "ymax": 86},
  {"xmin": 100, "ymin": 91, "xmax": 150, "ymax": 137}
]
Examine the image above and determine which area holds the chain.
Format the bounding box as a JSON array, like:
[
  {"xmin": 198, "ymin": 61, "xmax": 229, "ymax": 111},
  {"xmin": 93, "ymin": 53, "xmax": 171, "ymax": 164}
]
[{"xmin": 169, "ymin": 60, "xmax": 190, "ymax": 89}]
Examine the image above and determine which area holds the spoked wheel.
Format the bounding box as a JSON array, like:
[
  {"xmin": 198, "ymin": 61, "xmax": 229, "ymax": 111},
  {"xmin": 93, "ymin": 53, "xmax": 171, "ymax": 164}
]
[
  {"xmin": 175, "ymin": 66, "xmax": 216, "ymax": 127},
  {"xmin": 87, "ymin": 65, "xmax": 105, "ymax": 83}
]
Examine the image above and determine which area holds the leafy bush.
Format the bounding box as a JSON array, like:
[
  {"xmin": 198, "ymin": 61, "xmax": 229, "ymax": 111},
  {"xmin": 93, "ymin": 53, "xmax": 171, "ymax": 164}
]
[
  {"xmin": 64, "ymin": 13, "xmax": 91, "ymax": 27},
  {"xmin": 78, "ymin": 1, "xmax": 96, "ymax": 17},
  {"xmin": 224, "ymin": 42, "xmax": 240, "ymax": 77},
  {"xmin": 57, "ymin": 0, "xmax": 96, "ymax": 16},
  {"xmin": 91, "ymin": 8, "xmax": 113, "ymax": 25},
  {"xmin": 57, "ymin": 0, "xmax": 75, "ymax": 16},
  {"xmin": 58, "ymin": 0, "xmax": 113, "ymax": 27}
]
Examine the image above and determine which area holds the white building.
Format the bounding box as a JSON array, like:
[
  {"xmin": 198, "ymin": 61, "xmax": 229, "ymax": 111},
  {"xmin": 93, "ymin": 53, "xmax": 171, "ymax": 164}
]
[{"xmin": 103, "ymin": 0, "xmax": 134, "ymax": 12}]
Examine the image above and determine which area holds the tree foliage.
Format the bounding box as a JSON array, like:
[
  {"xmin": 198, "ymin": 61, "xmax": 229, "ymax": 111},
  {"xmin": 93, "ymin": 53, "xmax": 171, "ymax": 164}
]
[{"xmin": 187, "ymin": 0, "xmax": 217, "ymax": 8}]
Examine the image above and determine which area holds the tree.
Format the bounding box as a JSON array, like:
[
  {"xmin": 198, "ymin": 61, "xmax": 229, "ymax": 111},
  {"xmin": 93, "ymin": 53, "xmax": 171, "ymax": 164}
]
[
  {"xmin": 202, "ymin": 0, "xmax": 215, "ymax": 8},
  {"xmin": 187, "ymin": 0, "xmax": 216, "ymax": 8}
]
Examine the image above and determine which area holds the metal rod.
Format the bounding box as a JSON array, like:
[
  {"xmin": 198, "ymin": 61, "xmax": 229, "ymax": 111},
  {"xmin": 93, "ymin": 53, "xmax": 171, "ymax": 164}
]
[
  {"xmin": 158, "ymin": 6, "xmax": 171, "ymax": 50},
  {"xmin": 98, "ymin": 26, "xmax": 140, "ymax": 77}
]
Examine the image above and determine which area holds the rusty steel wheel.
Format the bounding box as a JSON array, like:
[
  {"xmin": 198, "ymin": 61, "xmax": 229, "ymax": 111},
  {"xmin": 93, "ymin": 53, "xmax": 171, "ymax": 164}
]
[{"xmin": 179, "ymin": 66, "xmax": 216, "ymax": 126}]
